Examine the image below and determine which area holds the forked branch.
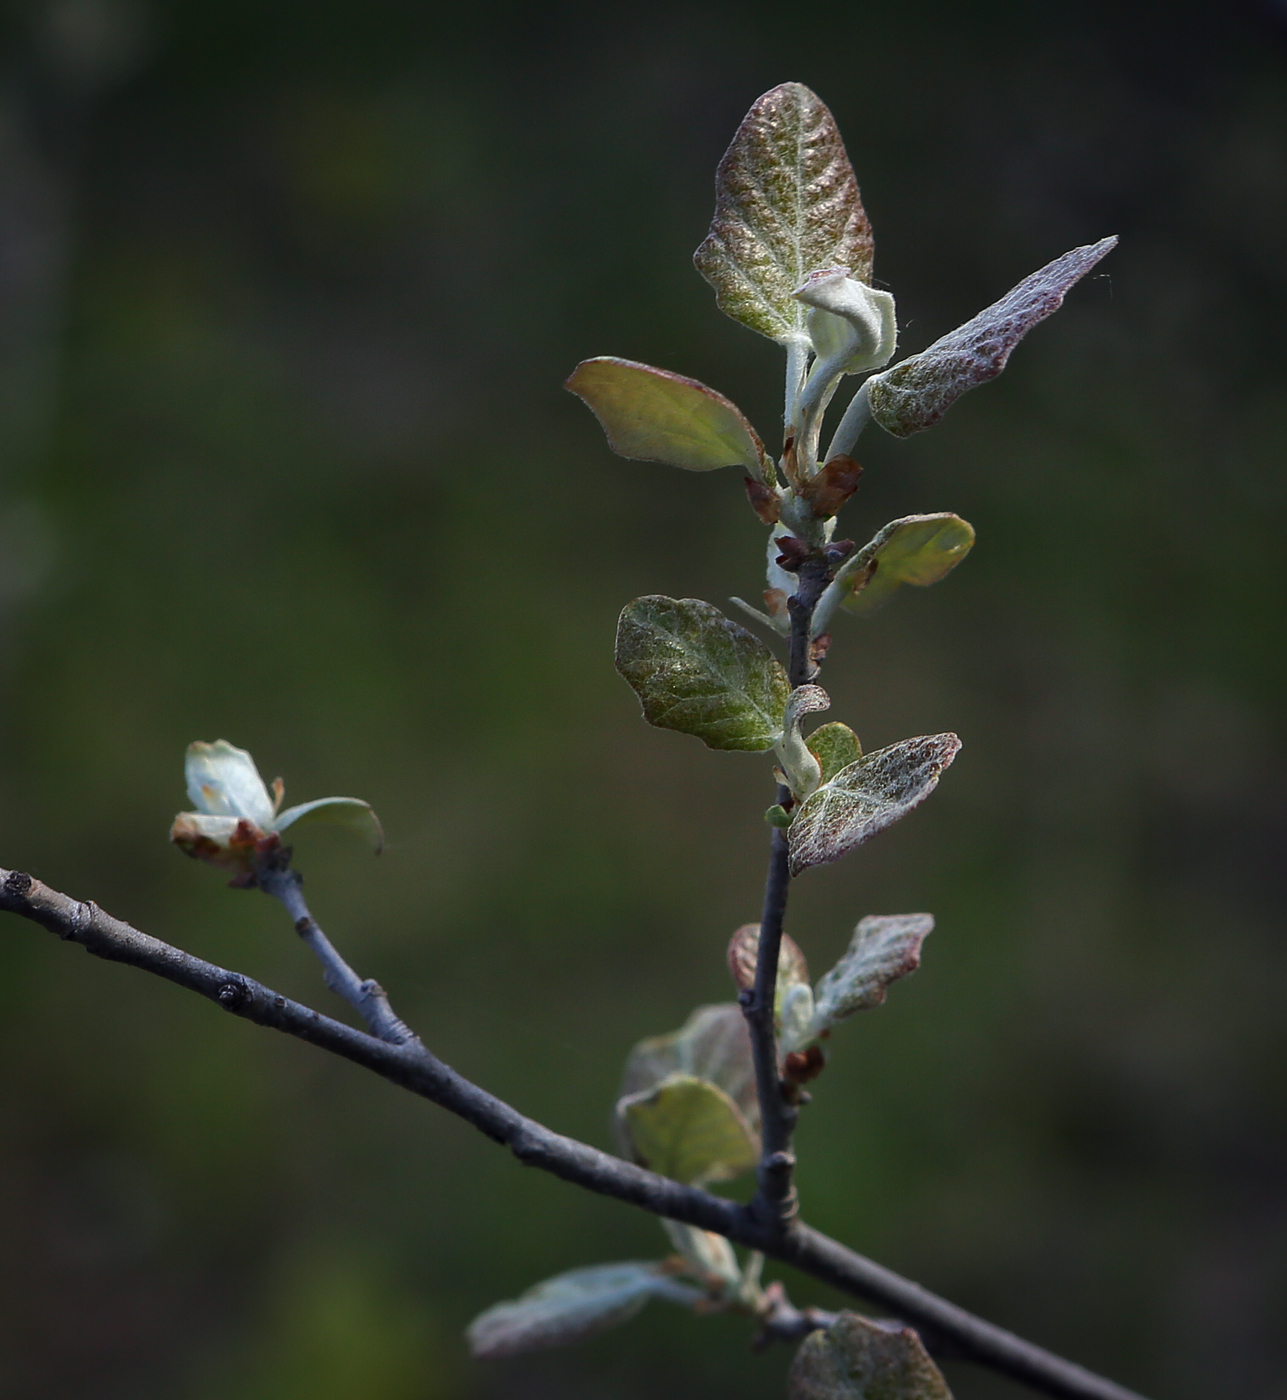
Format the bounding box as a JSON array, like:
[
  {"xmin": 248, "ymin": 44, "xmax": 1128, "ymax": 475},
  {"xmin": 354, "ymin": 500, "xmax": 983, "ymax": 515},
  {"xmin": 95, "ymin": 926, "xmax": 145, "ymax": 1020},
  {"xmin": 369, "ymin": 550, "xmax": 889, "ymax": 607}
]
[{"xmin": 0, "ymin": 866, "xmax": 1148, "ymax": 1400}]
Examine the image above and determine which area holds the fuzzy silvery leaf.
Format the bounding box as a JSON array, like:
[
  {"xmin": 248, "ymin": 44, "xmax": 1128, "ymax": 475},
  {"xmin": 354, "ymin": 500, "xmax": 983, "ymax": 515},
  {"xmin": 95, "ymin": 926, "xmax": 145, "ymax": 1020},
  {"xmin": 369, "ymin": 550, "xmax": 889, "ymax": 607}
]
[
  {"xmin": 618, "ymin": 1072, "xmax": 758, "ymax": 1185},
  {"xmin": 565, "ymin": 357, "xmax": 771, "ymax": 479},
  {"xmin": 779, "ymin": 981, "xmax": 817, "ymax": 1056},
  {"xmin": 789, "ymin": 1311, "xmax": 953, "ymax": 1400},
  {"xmin": 695, "ymin": 83, "xmax": 873, "ymax": 346},
  {"xmin": 274, "ymin": 796, "xmax": 384, "ymax": 852},
  {"xmin": 867, "ymin": 237, "xmax": 1116, "ymax": 438},
  {"xmin": 726, "ymin": 922, "xmax": 810, "ymax": 1017},
  {"xmin": 662, "ymin": 1220, "xmax": 742, "ymax": 1291},
  {"xmin": 809, "ymin": 914, "xmax": 933, "ymax": 1038},
  {"xmin": 841, "ymin": 514, "xmax": 975, "ymax": 616},
  {"xmin": 467, "ymin": 1262, "xmax": 663, "ymax": 1360},
  {"xmin": 615, "ymin": 596, "xmax": 790, "ymax": 752},
  {"xmin": 620, "ymin": 1003, "xmax": 759, "ymax": 1135},
  {"xmin": 788, "ymin": 735, "xmax": 961, "ymax": 876},
  {"xmin": 794, "ymin": 269, "xmax": 897, "ymax": 374},
  {"xmin": 806, "ymin": 722, "xmax": 863, "ymax": 785},
  {"xmin": 185, "ymin": 740, "xmax": 276, "ymax": 828}
]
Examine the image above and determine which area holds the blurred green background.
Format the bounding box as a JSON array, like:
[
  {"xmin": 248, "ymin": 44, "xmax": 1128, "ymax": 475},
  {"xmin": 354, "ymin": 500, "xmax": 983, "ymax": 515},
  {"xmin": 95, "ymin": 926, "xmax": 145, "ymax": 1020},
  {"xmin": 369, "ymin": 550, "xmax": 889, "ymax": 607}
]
[{"xmin": 0, "ymin": 0, "xmax": 1284, "ymax": 1396}]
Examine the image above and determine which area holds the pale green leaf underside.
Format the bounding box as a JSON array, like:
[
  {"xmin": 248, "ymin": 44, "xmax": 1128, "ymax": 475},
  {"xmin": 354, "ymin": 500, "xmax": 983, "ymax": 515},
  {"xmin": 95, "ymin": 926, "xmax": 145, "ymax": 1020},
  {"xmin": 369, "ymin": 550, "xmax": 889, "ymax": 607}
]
[
  {"xmin": 565, "ymin": 357, "xmax": 769, "ymax": 475},
  {"xmin": 789, "ymin": 1311, "xmax": 954, "ymax": 1400},
  {"xmin": 662, "ymin": 1219, "xmax": 742, "ymax": 1290},
  {"xmin": 615, "ymin": 596, "xmax": 790, "ymax": 751},
  {"xmin": 806, "ymin": 721, "xmax": 862, "ymax": 785},
  {"xmin": 868, "ymin": 236, "xmax": 1117, "ymax": 438},
  {"xmin": 619, "ymin": 1003, "xmax": 759, "ymax": 1136},
  {"xmin": 843, "ymin": 515, "xmax": 975, "ymax": 616},
  {"xmin": 788, "ymin": 734, "xmax": 961, "ymax": 876},
  {"xmin": 467, "ymin": 1262, "xmax": 662, "ymax": 1360},
  {"xmin": 695, "ymin": 82, "xmax": 873, "ymax": 345},
  {"xmin": 810, "ymin": 914, "xmax": 933, "ymax": 1036},
  {"xmin": 618, "ymin": 1072, "xmax": 758, "ymax": 1185},
  {"xmin": 274, "ymin": 796, "xmax": 384, "ymax": 852}
]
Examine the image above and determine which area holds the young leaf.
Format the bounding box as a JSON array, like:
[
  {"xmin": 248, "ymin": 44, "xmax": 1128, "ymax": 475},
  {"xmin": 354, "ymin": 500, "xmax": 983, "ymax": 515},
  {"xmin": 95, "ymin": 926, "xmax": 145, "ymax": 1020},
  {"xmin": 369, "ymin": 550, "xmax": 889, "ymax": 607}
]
[
  {"xmin": 842, "ymin": 514, "xmax": 975, "ymax": 616},
  {"xmin": 620, "ymin": 1003, "xmax": 758, "ymax": 1134},
  {"xmin": 776, "ymin": 683, "xmax": 831, "ymax": 798},
  {"xmin": 809, "ymin": 914, "xmax": 933, "ymax": 1036},
  {"xmin": 617, "ymin": 1072, "xmax": 758, "ymax": 1185},
  {"xmin": 615, "ymin": 596, "xmax": 791, "ymax": 751},
  {"xmin": 274, "ymin": 796, "xmax": 385, "ymax": 852},
  {"xmin": 661, "ymin": 1219, "xmax": 742, "ymax": 1291},
  {"xmin": 867, "ymin": 237, "xmax": 1117, "ymax": 438},
  {"xmin": 565, "ymin": 357, "xmax": 771, "ymax": 479},
  {"xmin": 467, "ymin": 1262, "xmax": 664, "ymax": 1360},
  {"xmin": 788, "ymin": 735, "xmax": 961, "ymax": 876},
  {"xmin": 695, "ymin": 83, "xmax": 873, "ymax": 347},
  {"xmin": 789, "ymin": 1311, "xmax": 953, "ymax": 1400},
  {"xmin": 726, "ymin": 922, "xmax": 810, "ymax": 1008},
  {"xmin": 806, "ymin": 722, "xmax": 862, "ymax": 785}
]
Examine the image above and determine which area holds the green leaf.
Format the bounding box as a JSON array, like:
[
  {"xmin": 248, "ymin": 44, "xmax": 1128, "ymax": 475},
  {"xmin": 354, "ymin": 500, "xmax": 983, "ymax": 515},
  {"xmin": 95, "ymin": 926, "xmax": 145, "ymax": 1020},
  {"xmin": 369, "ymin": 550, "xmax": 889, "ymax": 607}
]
[
  {"xmin": 694, "ymin": 83, "xmax": 874, "ymax": 346},
  {"xmin": 809, "ymin": 914, "xmax": 933, "ymax": 1038},
  {"xmin": 618, "ymin": 1072, "xmax": 758, "ymax": 1185},
  {"xmin": 615, "ymin": 596, "xmax": 790, "ymax": 752},
  {"xmin": 619, "ymin": 1003, "xmax": 758, "ymax": 1134},
  {"xmin": 806, "ymin": 722, "xmax": 862, "ymax": 785},
  {"xmin": 565, "ymin": 357, "xmax": 771, "ymax": 478},
  {"xmin": 789, "ymin": 1312, "xmax": 953, "ymax": 1400},
  {"xmin": 466, "ymin": 1262, "xmax": 664, "ymax": 1360},
  {"xmin": 840, "ymin": 515, "xmax": 975, "ymax": 616},
  {"xmin": 788, "ymin": 735, "xmax": 961, "ymax": 876},
  {"xmin": 867, "ymin": 237, "xmax": 1116, "ymax": 438},
  {"xmin": 661, "ymin": 1220, "xmax": 742, "ymax": 1291},
  {"xmin": 274, "ymin": 797, "xmax": 384, "ymax": 852}
]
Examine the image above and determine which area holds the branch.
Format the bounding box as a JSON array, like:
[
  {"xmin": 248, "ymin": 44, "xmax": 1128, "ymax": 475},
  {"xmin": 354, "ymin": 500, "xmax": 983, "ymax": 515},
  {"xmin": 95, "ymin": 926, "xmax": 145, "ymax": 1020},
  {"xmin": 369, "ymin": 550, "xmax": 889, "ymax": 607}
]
[
  {"xmin": 0, "ymin": 867, "xmax": 1151, "ymax": 1400},
  {"xmin": 744, "ymin": 551, "xmax": 834, "ymax": 1230},
  {"xmin": 254, "ymin": 857, "xmax": 419, "ymax": 1047}
]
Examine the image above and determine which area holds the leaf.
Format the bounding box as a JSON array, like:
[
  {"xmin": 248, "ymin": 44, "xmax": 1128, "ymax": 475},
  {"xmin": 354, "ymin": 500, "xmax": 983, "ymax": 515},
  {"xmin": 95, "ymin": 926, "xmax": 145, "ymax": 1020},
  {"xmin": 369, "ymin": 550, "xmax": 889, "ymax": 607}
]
[
  {"xmin": 841, "ymin": 515, "xmax": 975, "ymax": 616},
  {"xmin": 619, "ymin": 1003, "xmax": 759, "ymax": 1134},
  {"xmin": 185, "ymin": 739, "xmax": 276, "ymax": 828},
  {"xmin": 618, "ymin": 1072, "xmax": 758, "ymax": 1184},
  {"xmin": 806, "ymin": 722, "xmax": 862, "ymax": 785},
  {"xmin": 789, "ymin": 1312, "xmax": 953, "ymax": 1400},
  {"xmin": 615, "ymin": 596, "xmax": 790, "ymax": 752},
  {"xmin": 867, "ymin": 237, "xmax": 1117, "ymax": 438},
  {"xmin": 788, "ymin": 735, "xmax": 961, "ymax": 876},
  {"xmin": 274, "ymin": 796, "xmax": 384, "ymax": 852},
  {"xmin": 467, "ymin": 1262, "xmax": 663, "ymax": 1360},
  {"xmin": 565, "ymin": 357, "xmax": 770, "ymax": 478},
  {"xmin": 694, "ymin": 83, "xmax": 874, "ymax": 346},
  {"xmin": 727, "ymin": 922, "xmax": 810, "ymax": 1007},
  {"xmin": 809, "ymin": 915, "xmax": 933, "ymax": 1037},
  {"xmin": 661, "ymin": 1220, "xmax": 742, "ymax": 1291}
]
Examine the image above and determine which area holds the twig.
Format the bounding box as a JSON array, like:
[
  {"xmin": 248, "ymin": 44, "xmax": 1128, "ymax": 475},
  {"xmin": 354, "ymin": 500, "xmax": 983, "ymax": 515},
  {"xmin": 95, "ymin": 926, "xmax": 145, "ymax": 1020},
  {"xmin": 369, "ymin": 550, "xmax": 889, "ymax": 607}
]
[
  {"xmin": 0, "ymin": 867, "xmax": 1151, "ymax": 1400},
  {"xmin": 744, "ymin": 551, "xmax": 834, "ymax": 1230},
  {"xmin": 253, "ymin": 857, "xmax": 419, "ymax": 1047}
]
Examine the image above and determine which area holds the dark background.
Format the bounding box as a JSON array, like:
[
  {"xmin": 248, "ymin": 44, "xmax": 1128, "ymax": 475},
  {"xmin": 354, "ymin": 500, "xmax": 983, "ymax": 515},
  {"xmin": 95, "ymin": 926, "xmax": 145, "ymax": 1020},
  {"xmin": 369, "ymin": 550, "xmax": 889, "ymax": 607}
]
[{"xmin": 0, "ymin": 0, "xmax": 1284, "ymax": 1396}]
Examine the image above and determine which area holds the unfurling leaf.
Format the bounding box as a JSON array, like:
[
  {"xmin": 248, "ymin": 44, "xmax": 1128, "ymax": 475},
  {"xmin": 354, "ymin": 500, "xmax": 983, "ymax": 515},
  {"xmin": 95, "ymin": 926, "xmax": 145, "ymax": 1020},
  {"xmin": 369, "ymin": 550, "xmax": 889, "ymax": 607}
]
[
  {"xmin": 867, "ymin": 236, "xmax": 1117, "ymax": 438},
  {"xmin": 662, "ymin": 1219, "xmax": 742, "ymax": 1291},
  {"xmin": 788, "ymin": 735, "xmax": 961, "ymax": 876},
  {"xmin": 841, "ymin": 515, "xmax": 975, "ymax": 616},
  {"xmin": 618, "ymin": 1072, "xmax": 758, "ymax": 1184},
  {"xmin": 620, "ymin": 1003, "xmax": 758, "ymax": 1133},
  {"xmin": 695, "ymin": 83, "xmax": 873, "ymax": 346},
  {"xmin": 789, "ymin": 1312, "xmax": 953, "ymax": 1400},
  {"xmin": 565, "ymin": 357, "xmax": 771, "ymax": 479},
  {"xmin": 806, "ymin": 722, "xmax": 862, "ymax": 785},
  {"xmin": 467, "ymin": 1262, "xmax": 664, "ymax": 1360},
  {"xmin": 615, "ymin": 596, "xmax": 790, "ymax": 751},
  {"xmin": 808, "ymin": 914, "xmax": 933, "ymax": 1039},
  {"xmin": 274, "ymin": 796, "xmax": 384, "ymax": 852},
  {"xmin": 776, "ymin": 683, "xmax": 831, "ymax": 798}
]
